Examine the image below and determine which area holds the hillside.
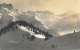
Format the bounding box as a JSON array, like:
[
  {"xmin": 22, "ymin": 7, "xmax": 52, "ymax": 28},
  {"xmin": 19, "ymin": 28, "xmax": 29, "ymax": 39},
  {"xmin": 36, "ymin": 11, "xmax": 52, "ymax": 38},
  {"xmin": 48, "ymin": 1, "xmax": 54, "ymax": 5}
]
[{"xmin": 46, "ymin": 31, "xmax": 80, "ymax": 49}]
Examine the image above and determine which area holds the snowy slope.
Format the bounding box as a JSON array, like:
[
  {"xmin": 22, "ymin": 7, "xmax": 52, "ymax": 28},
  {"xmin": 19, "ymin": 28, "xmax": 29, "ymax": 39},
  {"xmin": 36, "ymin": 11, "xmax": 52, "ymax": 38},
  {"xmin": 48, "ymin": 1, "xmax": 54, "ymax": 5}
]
[
  {"xmin": 45, "ymin": 31, "xmax": 80, "ymax": 49},
  {"xmin": 35, "ymin": 16, "xmax": 50, "ymax": 29},
  {"xmin": 18, "ymin": 25, "xmax": 45, "ymax": 39}
]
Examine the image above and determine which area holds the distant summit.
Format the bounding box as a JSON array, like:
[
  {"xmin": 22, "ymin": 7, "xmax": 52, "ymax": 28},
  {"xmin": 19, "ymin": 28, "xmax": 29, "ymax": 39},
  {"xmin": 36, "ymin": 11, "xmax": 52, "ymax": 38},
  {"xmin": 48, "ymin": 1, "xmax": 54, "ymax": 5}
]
[
  {"xmin": 0, "ymin": 3, "xmax": 14, "ymax": 10},
  {"xmin": 59, "ymin": 11, "xmax": 78, "ymax": 17}
]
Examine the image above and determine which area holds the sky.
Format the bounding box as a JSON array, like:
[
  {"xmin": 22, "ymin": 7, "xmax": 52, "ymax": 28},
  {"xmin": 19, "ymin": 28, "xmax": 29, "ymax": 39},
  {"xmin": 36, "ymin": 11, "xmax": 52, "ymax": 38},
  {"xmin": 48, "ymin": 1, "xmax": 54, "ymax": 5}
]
[{"xmin": 1, "ymin": 0, "xmax": 80, "ymax": 14}]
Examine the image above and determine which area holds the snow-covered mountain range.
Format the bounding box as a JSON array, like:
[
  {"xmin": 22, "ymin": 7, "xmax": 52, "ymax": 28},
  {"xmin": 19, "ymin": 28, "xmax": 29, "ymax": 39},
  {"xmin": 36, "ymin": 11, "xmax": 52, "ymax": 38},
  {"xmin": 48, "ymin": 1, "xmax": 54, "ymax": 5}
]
[
  {"xmin": 0, "ymin": 3, "xmax": 80, "ymax": 50},
  {"xmin": 53, "ymin": 11, "xmax": 80, "ymax": 35},
  {"xmin": 0, "ymin": 3, "xmax": 58, "ymax": 37}
]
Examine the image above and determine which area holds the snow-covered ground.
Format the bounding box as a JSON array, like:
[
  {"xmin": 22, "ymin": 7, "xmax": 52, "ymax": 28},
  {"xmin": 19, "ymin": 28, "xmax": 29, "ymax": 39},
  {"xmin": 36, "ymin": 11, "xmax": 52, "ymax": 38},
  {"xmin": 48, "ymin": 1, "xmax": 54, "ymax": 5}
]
[
  {"xmin": 0, "ymin": 28, "xmax": 80, "ymax": 50},
  {"xmin": 18, "ymin": 25, "xmax": 45, "ymax": 39}
]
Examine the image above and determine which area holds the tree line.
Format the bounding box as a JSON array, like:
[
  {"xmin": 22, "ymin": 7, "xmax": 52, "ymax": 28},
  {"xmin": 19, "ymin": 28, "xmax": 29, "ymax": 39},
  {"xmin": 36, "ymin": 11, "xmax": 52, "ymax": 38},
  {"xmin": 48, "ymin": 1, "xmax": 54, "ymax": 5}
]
[{"xmin": 0, "ymin": 20, "xmax": 53, "ymax": 41}]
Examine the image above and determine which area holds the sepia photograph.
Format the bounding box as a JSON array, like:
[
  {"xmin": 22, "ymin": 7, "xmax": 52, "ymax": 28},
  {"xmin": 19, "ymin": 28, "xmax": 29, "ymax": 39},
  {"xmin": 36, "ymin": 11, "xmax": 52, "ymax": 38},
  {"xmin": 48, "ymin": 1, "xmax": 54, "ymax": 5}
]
[{"xmin": 0, "ymin": 0, "xmax": 80, "ymax": 50}]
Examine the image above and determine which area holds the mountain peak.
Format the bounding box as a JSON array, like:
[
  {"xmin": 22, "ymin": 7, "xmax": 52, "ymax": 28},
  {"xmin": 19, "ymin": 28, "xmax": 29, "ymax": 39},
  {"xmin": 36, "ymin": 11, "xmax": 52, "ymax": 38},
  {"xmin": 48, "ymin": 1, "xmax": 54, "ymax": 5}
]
[
  {"xmin": 59, "ymin": 11, "xmax": 79, "ymax": 17},
  {"xmin": 0, "ymin": 3, "xmax": 14, "ymax": 10}
]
